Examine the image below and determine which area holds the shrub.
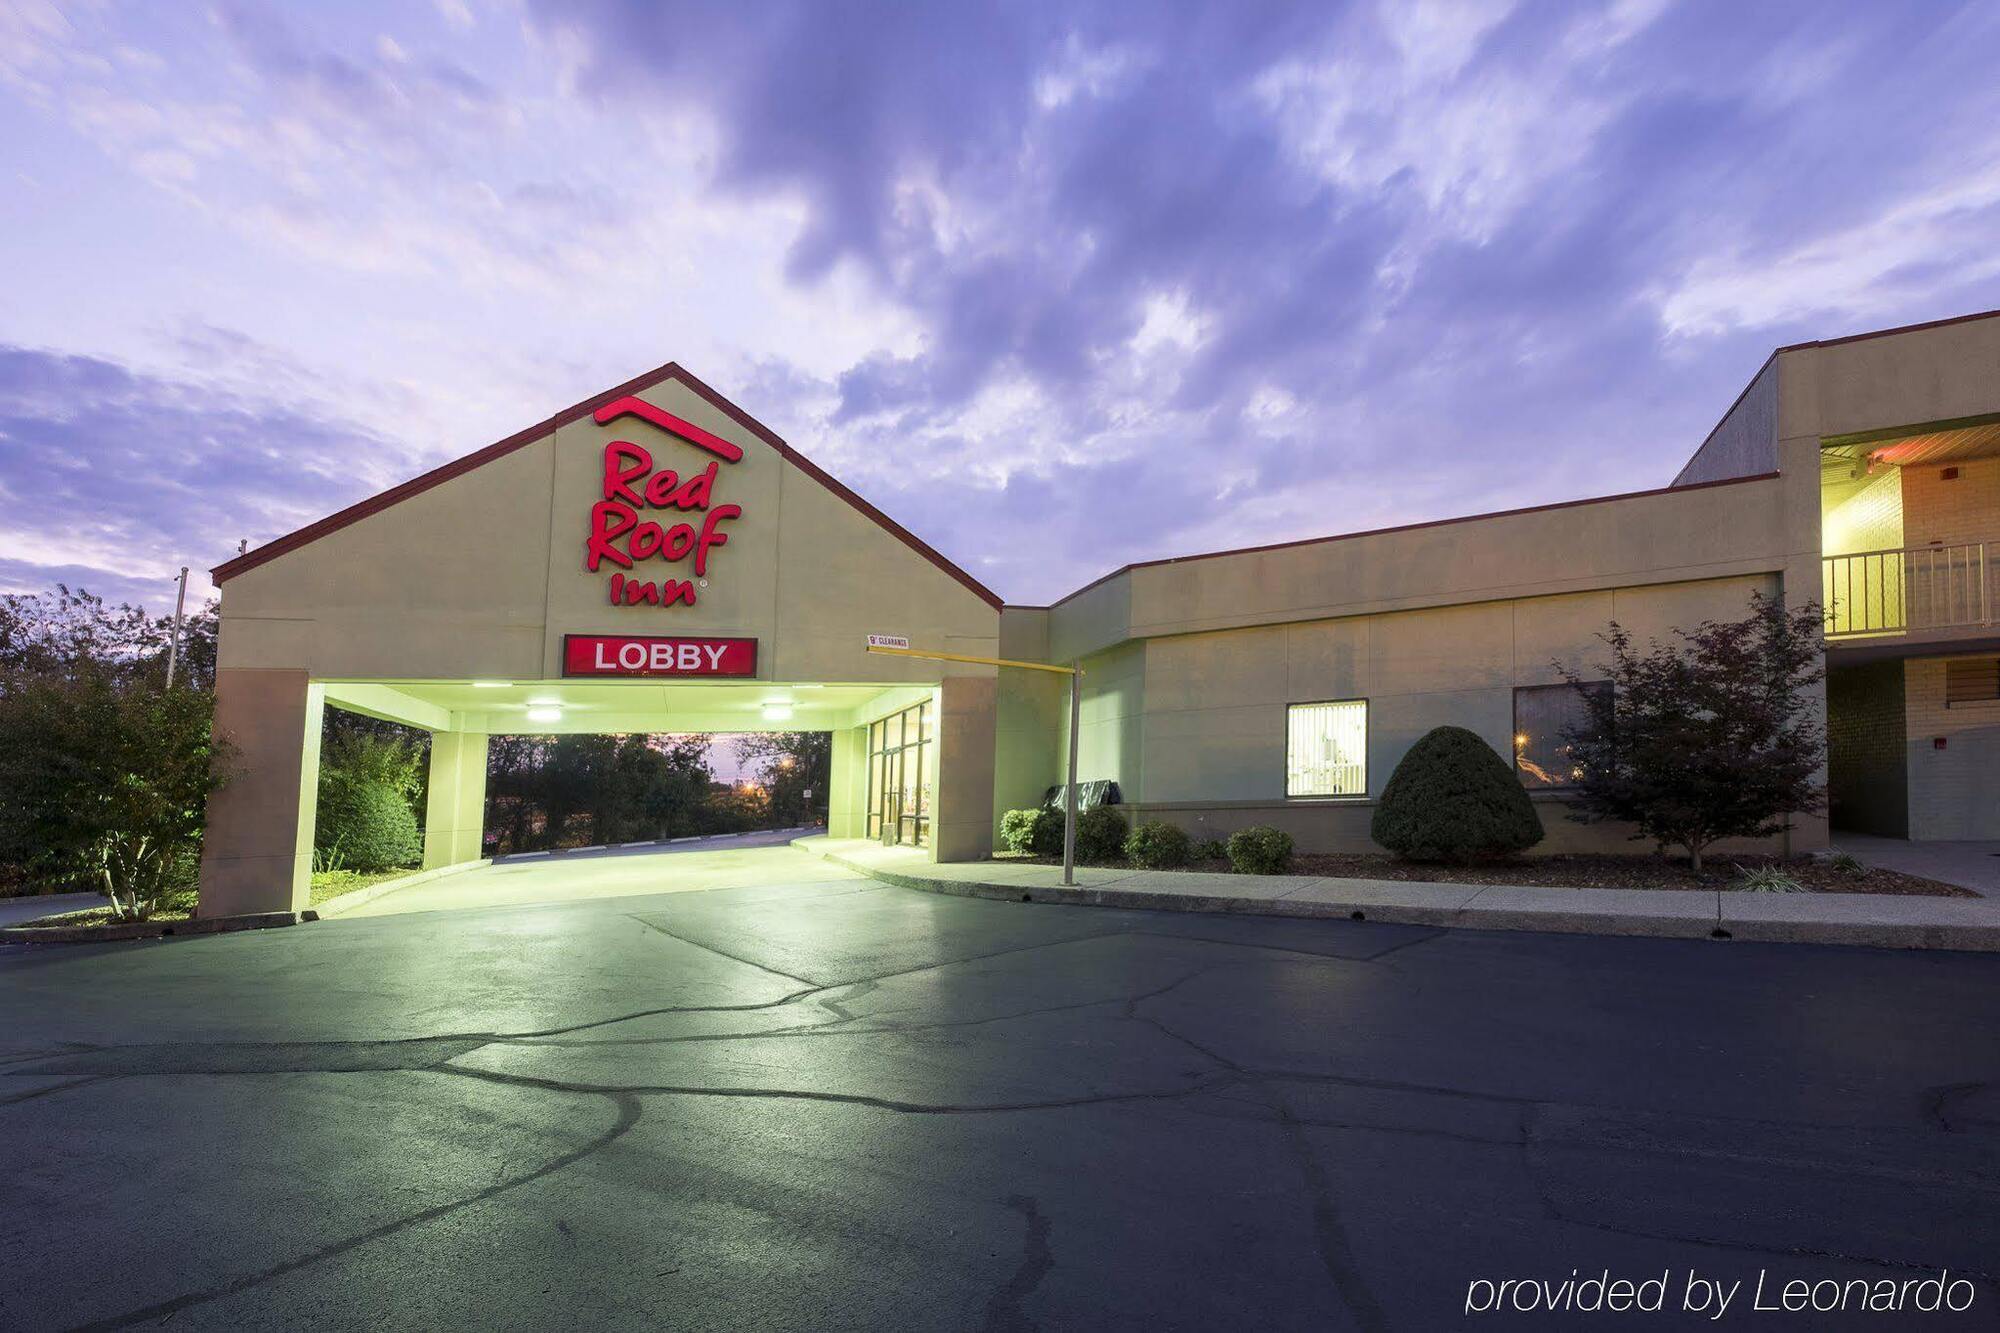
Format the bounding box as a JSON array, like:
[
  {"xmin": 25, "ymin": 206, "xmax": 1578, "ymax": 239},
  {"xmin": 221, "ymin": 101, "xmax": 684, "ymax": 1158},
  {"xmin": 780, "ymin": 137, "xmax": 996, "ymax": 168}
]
[
  {"xmin": 1558, "ymin": 593, "xmax": 1826, "ymax": 874},
  {"xmin": 1227, "ymin": 826, "xmax": 1293, "ymax": 875},
  {"xmin": 0, "ymin": 673, "xmax": 228, "ymax": 920},
  {"xmin": 1125, "ymin": 819, "xmax": 1191, "ymax": 869},
  {"xmin": 999, "ymin": 807, "xmax": 1063, "ymax": 857},
  {"xmin": 316, "ymin": 780, "xmax": 420, "ymax": 872},
  {"xmin": 1825, "ymin": 848, "xmax": 1865, "ymax": 876},
  {"xmin": 1735, "ymin": 864, "xmax": 1806, "ymax": 893},
  {"xmin": 1191, "ymin": 838, "xmax": 1227, "ymax": 863},
  {"xmin": 1372, "ymin": 726, "xmax": 1543, "ymax": 863},
  {"xmin": 1074, "ymin": 805, "xmax": 1129, "ymax": 863}
]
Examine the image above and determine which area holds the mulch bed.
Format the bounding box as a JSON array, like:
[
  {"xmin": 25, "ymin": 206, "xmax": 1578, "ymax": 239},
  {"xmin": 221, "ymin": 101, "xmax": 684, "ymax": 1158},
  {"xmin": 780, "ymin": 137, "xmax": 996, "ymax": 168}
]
[{"xmin": 1014, "ymin": 852, "xmax": 1969, "ymax": 897}]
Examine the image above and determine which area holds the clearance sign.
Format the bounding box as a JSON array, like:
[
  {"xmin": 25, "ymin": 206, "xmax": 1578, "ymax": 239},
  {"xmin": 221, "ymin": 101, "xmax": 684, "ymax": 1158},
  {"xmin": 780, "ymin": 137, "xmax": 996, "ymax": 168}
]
[
  {"xmin": 563, "ymin": 634, "xmax": 757, "ymax": 678},
  {"xmin": 584, "ymin": 396, "xmax": 744, "ymax": 609}
]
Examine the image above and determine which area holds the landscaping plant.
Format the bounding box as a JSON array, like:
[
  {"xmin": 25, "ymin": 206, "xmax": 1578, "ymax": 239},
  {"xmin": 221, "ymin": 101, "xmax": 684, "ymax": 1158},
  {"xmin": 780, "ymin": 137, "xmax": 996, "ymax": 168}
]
[
  {"xmin": 0, "ymin": 672, "xmax": 228, "ymax": 920},
  {"xmin": 1557, "ymin": 592, "xmax": 1827, "ymax": 874},
  {"xmin": 315, "ymin": 733, "xmax": 423, "ymax": 872},
  {"xmin": 1125, "ymin": 819, "xmax": 1192, "ymax": 869},
  {"xmin": 1372, "ymin": 725, "xmax": 1543, "ymax": 862},
  {"xmin": 1074, "ymin": 805, "xmax": 1129, "ymax": 863},
  {"xmin": 1227, "ymin": 825, "xmax": 1293, "ymax": 875},
  {"xmin": 1735, "ymin": 864, "xmax": 1807, "ymax": 893},
  {"xmin": 1000, "ymin": 807, "xmax": 1063, "ymax": 856}
]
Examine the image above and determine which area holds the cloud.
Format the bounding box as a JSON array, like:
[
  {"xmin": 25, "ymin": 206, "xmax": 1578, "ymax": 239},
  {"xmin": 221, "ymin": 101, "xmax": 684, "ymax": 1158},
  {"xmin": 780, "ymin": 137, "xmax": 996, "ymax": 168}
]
[
  {"xmin": 0, "ymin": 343, "xmax": 404, "ymax": 606},
  {"xmin": 5, "ymin": 1, "xmax": 2000, "ymax": 608}
]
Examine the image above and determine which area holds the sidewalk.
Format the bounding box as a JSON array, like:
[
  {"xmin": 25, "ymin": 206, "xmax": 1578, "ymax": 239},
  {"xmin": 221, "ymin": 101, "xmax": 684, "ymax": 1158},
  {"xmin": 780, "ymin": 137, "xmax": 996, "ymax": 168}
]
[{"xmin": 794, "ymin": 838, "xmax": 2000, "ymax": 952}]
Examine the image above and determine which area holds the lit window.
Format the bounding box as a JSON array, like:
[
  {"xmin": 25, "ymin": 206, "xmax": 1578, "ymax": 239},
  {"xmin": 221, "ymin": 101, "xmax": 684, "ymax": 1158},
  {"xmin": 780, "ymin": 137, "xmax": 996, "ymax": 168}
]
[
  {"xmin": 1287, "ymin": 700, "xmax": 1367, "ymax": 797},
  {"xmin": 1513, "ymin": 683, "xmax": 1609, "ymax": 788}
]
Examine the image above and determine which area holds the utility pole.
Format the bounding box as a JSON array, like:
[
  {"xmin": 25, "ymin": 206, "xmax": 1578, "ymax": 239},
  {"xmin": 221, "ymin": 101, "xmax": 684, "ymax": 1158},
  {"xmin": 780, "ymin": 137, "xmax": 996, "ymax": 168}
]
[{"xmin": 164, "ymin": 566, "xmax": 190, "ymax": 688}]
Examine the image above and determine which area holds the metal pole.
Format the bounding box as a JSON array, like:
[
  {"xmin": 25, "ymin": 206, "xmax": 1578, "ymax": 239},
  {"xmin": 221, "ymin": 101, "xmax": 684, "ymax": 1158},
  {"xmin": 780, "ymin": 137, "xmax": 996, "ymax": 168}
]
[
  {"xmin": 164, "ymin": 566, "xmax": 189, "ymax": 688},
  {"xmin": 1062, "ymin": 663, "xmax": 1081, "ymax": 887}
]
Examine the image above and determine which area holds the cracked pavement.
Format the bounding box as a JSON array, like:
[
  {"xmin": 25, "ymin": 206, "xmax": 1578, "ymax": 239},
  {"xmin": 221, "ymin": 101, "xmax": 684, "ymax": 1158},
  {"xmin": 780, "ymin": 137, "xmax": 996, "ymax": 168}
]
[{"xmin": 1, "ymin": 861, "xmax": 1997, "ymax": 1330}]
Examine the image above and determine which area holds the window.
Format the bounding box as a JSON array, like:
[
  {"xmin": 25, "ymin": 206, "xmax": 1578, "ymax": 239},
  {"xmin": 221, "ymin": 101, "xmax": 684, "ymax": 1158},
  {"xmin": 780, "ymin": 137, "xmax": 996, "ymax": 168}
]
[
  {"xmin": 1287, "ymin": 700, "xmax": 1367, "ymax": 797},
  {"xmin": 1513, "ymin": 683, "xmax": 1609, "ymax": 788},
  {"xmin": 865, "ymin": 700, "xmax": 932, "ymax": 845},
  {"xmin": 1946, "ymin": 658, "xmax": 2000, "ymax": 705}
]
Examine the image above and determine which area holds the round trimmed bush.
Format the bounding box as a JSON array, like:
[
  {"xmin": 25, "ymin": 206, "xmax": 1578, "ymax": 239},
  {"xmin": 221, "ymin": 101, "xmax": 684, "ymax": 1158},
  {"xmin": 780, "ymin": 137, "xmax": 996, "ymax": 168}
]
[
  {"xmin": 316, "ymin": 780, "xmax": 421, "ymax": 872},
  {"xmin": 1371, "ymin": 725, "xmax": 1543, "ymax": 863},
  {"xmin": 1000, "ymin": 807, "xmax": 1063, "ymax": 856},
  {"xmin": 1227, "ymin": 825, "xmax": 1293, "ymax": 875},
  {"xmin": 1125, "ymin": 819, "xmax": 1191, "ymax": 869},
  {"xmin": 1074, "ymin": 805, "xmax": 1129, "ymax": 863}
]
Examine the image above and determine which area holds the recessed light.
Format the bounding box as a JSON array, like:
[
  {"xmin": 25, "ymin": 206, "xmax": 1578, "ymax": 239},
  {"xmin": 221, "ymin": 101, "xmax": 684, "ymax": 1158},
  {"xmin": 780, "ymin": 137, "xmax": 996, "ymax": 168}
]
[
  {"xmin": 526, "ymin": 696, "xmax": 560, "ymax": 707},
  {"xmin": 471, "ymin": 681, "xmax": 511, "ymax": 689},
  {"xmin": 526, "ymin": 707, "xmax": 563, "ymax": 724},
  {"xmin": 761, "ymin": 704, "xmax": 794, "ymax": 722}
]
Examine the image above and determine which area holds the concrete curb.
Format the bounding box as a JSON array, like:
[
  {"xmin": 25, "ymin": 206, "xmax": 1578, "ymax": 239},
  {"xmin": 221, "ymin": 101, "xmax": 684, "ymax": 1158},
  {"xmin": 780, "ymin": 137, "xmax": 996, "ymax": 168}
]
[
  {"xmin": 0, "ymin": 910, "xmax": 304, "ymax": 945},
  {"xmin": 791, "ymin": 839, "xmax": 2000, "ymax": 953},
  {"xmin": 308, "ymin": 859, "xmax": 493, "ymax": 919}
]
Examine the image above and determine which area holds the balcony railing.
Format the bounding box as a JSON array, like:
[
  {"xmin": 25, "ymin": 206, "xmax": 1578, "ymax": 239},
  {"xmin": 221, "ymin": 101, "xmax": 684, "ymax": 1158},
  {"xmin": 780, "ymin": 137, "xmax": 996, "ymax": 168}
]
[{"xmin": 1823, "ymin": 541, "xmax": 1994, "ymax": 638}]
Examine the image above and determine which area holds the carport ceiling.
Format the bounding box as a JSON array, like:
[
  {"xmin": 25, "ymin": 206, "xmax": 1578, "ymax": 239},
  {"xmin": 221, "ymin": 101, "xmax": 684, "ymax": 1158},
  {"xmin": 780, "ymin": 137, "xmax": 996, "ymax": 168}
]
[{"xmin": 321, "ymin": 680, "xmax": 909, "ymax": 734}]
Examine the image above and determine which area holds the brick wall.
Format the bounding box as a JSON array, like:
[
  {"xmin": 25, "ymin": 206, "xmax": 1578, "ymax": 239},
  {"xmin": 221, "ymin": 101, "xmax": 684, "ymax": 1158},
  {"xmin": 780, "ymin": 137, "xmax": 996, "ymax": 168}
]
[
  {"xmin": 1827, "ymin": 660, "xmax": 1908, "ymax": 836},
  {"xmin": 1904, "ymin": 654, "xmax": 2000, "ymax": 839},
  {"xmin": 1820, "ymin": 466, "xmax": 1904, "ymax": 555},
  {"xmin": 1900, "ymin": 455, "xmax": 2000, "ymax": 548}
]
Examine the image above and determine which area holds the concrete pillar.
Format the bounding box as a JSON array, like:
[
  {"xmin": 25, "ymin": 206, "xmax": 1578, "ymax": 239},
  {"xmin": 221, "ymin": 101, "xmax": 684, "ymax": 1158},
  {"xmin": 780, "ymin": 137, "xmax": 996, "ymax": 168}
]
[
  {"xmin": 198, "ymin": 669, "xmax": 323, "ymax": 917},
  {"xmin": 423, "ymin": 731, "xmax": 489, "ymax": 868},
  {"xmin": 932, "ymin": 674, "xmax": 998, "ymax": 862},
  {"xmin": 826, "ymin": 724, "xmax": 868, "ymax": 840}
]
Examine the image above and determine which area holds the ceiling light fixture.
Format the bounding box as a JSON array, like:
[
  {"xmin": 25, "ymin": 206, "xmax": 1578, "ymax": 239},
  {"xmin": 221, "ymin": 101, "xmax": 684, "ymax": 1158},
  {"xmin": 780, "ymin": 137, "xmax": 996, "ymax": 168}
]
[
  {"xmin": 526, "ymin": 707, "xmax": 563, "ymax": 724},
  {"xmin": 761, "ymin": 704, "xmax": 794, "ymax": 722},
  {"xmin": 471, "ymin": 681, "xmax": 512, "ymax": 689}
]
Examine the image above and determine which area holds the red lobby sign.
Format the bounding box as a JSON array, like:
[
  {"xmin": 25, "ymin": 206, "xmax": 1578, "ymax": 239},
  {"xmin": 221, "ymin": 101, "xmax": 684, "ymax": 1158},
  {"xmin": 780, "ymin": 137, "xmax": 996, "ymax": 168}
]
[
  {"xmin": 584, "ymin": 396, "xmax": 744, "ymax": 610},
  {"xmin": 563, "ymin": 634, "xmax": 758, "ymax": 678}
]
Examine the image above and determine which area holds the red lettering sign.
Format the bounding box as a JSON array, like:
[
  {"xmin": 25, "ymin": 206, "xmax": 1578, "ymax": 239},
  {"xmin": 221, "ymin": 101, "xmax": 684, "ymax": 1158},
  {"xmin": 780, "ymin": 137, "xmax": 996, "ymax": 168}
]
[
  {"xmin": 585, "ymin": 396, "xmax": 743, "ymax": 609},
  {"xmin": 562, "ymin": 635, "xmax": 758, "ymax": 678}
]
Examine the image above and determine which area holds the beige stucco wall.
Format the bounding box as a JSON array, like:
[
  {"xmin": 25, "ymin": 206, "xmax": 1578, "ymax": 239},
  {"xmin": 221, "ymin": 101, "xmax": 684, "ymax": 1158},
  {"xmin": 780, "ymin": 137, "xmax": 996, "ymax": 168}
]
[
  {"xmin": 219, "ymin": 375, "xmax": 1000, "ymax": 686},
  {"xmin": 1044, "ymin": 573, "xmax": 1789, "ymax": 855},
  {"xmin": 204, "ymin": 371, "xmax": 1004, "ymax": 913},
  {"xmin": 992, "ymin": 607, "xmax": 1064, "ymax": 825}
]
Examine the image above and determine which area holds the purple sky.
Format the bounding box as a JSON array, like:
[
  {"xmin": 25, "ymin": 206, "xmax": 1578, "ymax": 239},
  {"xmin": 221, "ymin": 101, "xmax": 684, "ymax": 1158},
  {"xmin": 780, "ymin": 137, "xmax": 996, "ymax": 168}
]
[{"xmin": 4, "ymin": 1, "xmax": 2000, "ymax": 612}]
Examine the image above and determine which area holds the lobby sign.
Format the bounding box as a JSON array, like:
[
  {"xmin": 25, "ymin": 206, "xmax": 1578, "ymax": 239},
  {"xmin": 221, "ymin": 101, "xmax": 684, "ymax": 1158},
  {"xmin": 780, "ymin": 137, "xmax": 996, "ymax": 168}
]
[
  {"xmin": 563, "ymin": 634, "xmax": 758, "ymax": 678},
  {"xmin": 584, "ymin": 396, "xmax": 744, "ymax": 610}
]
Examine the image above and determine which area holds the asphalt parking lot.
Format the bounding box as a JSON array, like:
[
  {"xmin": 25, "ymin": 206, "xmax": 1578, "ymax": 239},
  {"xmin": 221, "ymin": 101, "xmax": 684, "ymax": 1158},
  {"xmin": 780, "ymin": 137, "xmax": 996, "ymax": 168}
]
[{"xmin": 2, "ymin": 859, "xmax": 1996, "ymax": 1329}]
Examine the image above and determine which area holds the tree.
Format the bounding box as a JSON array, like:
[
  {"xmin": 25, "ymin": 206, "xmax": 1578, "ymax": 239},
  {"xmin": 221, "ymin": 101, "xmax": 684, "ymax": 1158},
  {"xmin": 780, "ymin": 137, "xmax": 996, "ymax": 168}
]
[
  {"xmin": 482, "ymin": 732, "xmax": 717, "ymax": 854},
  {"xmin": 0, "ymin": 672, "xmax": 228, "ymax": 918},
  {"xmin": 0, "ymin": 585, "xmax": 218, "ymax": 689},
  {"xmin": 1558, "ymin": 593, "xmax": 1827, "ymax": 873},
  {"xmin": 734, "ymin": 732, "xmax": 831, "ymax": 827},
  {"xmin": 1372, "ymin": 726, "xmax": 1543, "ymax": 862},
  {"xmin": 315, "ymin": 732, "xmax": 425, "ymax": 872}
]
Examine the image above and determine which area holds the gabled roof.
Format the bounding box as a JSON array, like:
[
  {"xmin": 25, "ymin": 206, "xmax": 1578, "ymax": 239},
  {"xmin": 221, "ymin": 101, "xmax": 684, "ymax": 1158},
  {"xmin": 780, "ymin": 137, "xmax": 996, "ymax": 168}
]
[{"xmin": 210, "ymin": 362, "xmax": 1003, "ymax": 610}]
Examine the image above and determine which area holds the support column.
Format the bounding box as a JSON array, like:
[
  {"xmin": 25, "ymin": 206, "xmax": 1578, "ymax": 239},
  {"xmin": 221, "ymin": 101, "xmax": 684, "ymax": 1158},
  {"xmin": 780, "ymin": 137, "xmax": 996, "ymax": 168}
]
[
  {"xmin": 423, "ymin": 731, "xmax": 489, "ymax": 868},
  {"xmin": 826, "ymin": 724, "xmax": 868, "ymax": 840},
  {"xmin": 932, "ymin": 674, "xmax": 998, "ymax": 862},
  {"xmin": 198, "ymin": 669, "xmax": 323, "ymax": 917}
]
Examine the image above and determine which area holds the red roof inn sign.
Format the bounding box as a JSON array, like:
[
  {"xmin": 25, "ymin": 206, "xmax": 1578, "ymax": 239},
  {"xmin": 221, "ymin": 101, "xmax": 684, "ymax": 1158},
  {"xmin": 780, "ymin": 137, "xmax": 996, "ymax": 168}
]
[
  {"xmin": 563, "ymin": 634, "xmax": 757, "ymax": 678},
  {"xmin": 584, "ymin": 396, "xmax": 744, "ymax": 608}
]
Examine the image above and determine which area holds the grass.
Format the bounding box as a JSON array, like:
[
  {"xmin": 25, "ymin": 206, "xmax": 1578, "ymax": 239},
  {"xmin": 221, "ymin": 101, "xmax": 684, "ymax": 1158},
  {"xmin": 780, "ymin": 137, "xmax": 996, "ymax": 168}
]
[
  {"xmin": 11, "ymin": 888, "xmax": 197, "ymax": 930},
  {"xmin": 309, "ymin": 865, "xmax": 420, "ymax": 907}
]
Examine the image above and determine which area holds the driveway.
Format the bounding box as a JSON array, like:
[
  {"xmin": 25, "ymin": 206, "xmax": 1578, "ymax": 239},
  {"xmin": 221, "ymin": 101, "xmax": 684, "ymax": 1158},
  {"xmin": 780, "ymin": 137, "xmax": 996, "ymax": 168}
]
[
  {"xmin": 343, "ymin": 831, "xmax": 852, "ymax": 917},
  {"xmin": 2, "ymin": 874, "xmax": 1997, "ymax": 1328}
]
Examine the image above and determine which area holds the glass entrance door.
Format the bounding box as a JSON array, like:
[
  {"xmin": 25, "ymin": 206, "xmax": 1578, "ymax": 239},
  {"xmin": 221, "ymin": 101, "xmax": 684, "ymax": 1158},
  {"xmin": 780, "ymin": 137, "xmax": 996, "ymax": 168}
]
[{"xmin": 866, "ymin": 700, "xmax": 932, "ymax": 846}]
